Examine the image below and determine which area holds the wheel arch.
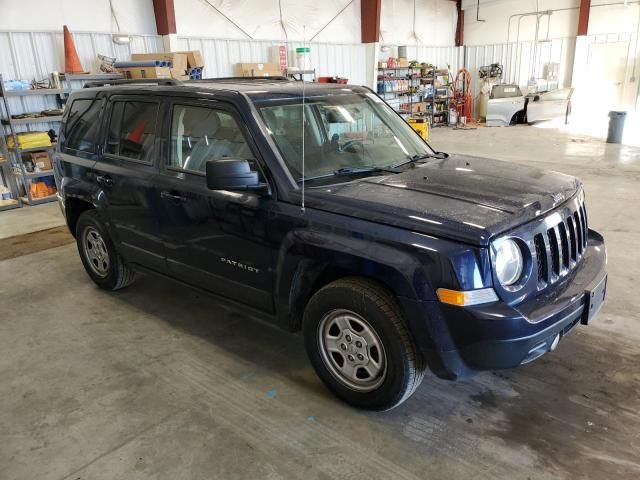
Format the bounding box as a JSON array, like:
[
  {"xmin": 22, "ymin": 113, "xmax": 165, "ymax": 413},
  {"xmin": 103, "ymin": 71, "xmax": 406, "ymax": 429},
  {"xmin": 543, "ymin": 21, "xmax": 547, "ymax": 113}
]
[
  {"xmin": 274, "ymin": 230, "xmax": 432, "ymax": 332},
  {"xmin": 65, "ymin": 196, "xmax": 97, "ymax": 237}
]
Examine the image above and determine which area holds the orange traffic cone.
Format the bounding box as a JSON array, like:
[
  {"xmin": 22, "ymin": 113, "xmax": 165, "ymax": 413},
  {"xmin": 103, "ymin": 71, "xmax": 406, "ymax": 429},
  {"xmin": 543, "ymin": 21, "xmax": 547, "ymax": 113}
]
[
  {"xmin": 127, "ymin": 122, "xmax": 146, "ymax": 143},
  {"xmin": 63, "ymin": 25, "xmax": 86, "ymax": 74}
]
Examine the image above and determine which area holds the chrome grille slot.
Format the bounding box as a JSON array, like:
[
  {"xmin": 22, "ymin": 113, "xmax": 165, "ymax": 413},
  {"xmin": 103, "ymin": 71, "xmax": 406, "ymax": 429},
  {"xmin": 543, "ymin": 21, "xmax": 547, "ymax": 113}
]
[
  {"xmin": 534, "ymin": 200, "xmax": 588, "ymax": 290},
  {"xmin": 567, "ymin": 216, "xmax": 577, "ymax": 261},
  {"xmin": 574, "ymin": 211, "xmax": 583, "ymax": 254},
  {"xmin": 547, "ymin": 227, "xmax": 560, "ymax": 276},
  {"xmin": 534, "ymin": 234, "xmax": 547, "ymax": 284},
  {"xmin": 580, "ymin": 204, "xmax": 588, "ymax": 248},
  {"xmin": 558, "ymin": 223, "xmax": 570, "ymax": 270}
]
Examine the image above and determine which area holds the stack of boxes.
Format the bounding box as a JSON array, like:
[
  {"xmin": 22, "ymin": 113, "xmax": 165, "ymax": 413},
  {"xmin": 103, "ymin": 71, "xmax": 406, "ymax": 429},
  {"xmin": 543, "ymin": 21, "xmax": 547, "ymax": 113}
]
[
  {"xmin": 117, "ymin": 51, "xmax": 204, "ymax": 80},
  {"xmin": 234, "ymin": 63, "xmax": 282, "ymax": 77}
]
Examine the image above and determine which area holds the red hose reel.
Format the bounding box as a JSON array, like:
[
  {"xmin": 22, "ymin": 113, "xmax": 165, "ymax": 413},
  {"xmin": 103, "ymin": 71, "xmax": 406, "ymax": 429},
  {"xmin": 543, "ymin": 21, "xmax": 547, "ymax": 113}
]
[{"xmin": 451, "ymin": 68, "xmax": 473, "ymax": 122}]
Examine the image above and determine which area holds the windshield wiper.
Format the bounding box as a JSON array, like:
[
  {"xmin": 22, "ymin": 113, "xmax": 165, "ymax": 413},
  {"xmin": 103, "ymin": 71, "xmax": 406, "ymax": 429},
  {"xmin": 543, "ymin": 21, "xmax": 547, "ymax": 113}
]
[
  {"xmin": 389, "ymin": 152, "xmax": 448, "ymax": 169},
  {"xmin": 299, "ymin": 165, "xmax": 396, "ymax": 183}
]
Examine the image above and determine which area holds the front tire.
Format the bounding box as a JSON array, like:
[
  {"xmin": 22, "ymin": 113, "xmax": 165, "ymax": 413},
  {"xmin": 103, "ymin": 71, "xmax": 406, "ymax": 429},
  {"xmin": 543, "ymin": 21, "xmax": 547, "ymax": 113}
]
[
  {"xmin": 303, "ymin": 277, "xmax": 425, "ymax": 411},
  {"xmin": 76, "ymin": 210, "xmax": 136, "ymax": 290}
]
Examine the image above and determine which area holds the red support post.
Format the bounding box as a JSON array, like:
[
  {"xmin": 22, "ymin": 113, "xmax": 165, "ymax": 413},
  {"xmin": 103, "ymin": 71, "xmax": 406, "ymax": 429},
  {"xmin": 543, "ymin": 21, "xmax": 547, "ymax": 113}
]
[
  {"xmin": 361, "ymin": 0, "xmax": 382, "ymax": 43},
  {"xmin": 455, "ymin": 0, "xmax": 464, "ymax": 47},
  {"xmin": 152, "ymin": 0, "xmax": 177, "ymax": 36},
  {"xmin": 577, "ymin": 0, "xmax": 591, "ymax": 36}
]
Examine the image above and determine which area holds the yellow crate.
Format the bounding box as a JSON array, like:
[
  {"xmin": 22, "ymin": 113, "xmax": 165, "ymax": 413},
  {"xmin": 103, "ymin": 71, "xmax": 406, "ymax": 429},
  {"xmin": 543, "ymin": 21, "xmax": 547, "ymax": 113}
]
[{"xmin": 407, "ymin": 117, "xmax": 429, "ymax": 141}]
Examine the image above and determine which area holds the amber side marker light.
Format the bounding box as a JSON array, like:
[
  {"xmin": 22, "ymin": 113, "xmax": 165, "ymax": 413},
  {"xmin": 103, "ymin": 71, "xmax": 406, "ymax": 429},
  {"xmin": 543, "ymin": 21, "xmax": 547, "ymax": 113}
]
[{"xmin": 437, "ymin": 288, "xmax": 499, "ymax": 306}]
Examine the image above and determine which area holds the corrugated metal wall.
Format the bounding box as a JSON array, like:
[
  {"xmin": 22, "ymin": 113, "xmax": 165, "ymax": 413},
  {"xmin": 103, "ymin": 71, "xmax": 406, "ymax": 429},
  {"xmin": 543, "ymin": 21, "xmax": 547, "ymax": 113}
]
[
  {"xmin": 0, "ymin": 30, "xmax": 163, "ymax": 132},
  {"xmin": 0, "ymin": 30, "xmax": 163, "ymax": 81},
  {"xmin": 394, "ymin": 45, "xmax": 463, "ymax": 72},
  {"xmin": 177, "ymin": 36, "xmax": 368, "ymax": 85},
  {"xmin": 465, "ymin": 37, "xmax": 576, "ymax": 104},
  {"xmin": 1, "ymin": 29, "xmax": 634, "ymax": 125}
]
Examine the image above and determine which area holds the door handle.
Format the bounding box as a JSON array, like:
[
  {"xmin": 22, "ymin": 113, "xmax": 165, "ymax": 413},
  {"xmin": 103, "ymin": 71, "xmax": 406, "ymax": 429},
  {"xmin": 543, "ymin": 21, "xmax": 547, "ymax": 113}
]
[
  {"xmin": 161, "ymin": 191, "xmax": 187, "ymax": 202},
  {"xmin": 96, "ymin": 174, "xmax": 113, "ymax": 186}
]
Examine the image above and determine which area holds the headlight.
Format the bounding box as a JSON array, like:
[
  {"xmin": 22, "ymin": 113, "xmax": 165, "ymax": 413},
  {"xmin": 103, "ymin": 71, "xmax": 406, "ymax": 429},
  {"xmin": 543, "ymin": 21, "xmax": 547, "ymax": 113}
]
[{"xmin": 495, "ymin": 238, "xmax": 523, "ymax": 286}]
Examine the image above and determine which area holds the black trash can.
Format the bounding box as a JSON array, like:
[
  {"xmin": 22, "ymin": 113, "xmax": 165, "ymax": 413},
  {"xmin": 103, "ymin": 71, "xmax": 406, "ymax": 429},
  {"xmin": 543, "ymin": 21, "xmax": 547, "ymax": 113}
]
[{"xmin": 606, "ymin": 110, "xmax": 627, "ymax": 144}]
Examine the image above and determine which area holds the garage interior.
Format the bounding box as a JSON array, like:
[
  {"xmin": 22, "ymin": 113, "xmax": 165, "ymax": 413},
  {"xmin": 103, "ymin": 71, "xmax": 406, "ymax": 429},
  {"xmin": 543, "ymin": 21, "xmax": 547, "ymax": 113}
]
[{"xmin": 1, "ymin": 1, "xmax": 639, "ymax": 479}]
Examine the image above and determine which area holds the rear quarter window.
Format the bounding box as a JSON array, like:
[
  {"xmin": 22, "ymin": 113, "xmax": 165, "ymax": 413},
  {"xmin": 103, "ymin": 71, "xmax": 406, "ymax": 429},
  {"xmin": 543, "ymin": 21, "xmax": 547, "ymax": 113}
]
[{"xmin": 62, "ymin": 98, "xmax": 105, "ymax": 153}]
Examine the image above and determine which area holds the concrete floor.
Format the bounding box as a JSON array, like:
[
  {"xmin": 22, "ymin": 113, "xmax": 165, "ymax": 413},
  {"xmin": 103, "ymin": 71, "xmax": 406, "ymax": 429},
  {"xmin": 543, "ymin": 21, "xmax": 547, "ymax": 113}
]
[
  {"xmin": 0, "ymin": 202, "xmax": 64, "ymax": 239},
  {"xmin": 1, "ymin": 125, "xmax": 639, "ymax": 480}
]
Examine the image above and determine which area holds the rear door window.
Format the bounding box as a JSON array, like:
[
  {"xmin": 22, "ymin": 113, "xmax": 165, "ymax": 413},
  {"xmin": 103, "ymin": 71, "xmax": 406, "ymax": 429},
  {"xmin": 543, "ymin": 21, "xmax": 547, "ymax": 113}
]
[
  {"xmin": 63, "ymin": 98, "xmax": 104, "ymax": 153},
  {"xmin": 105, "ymin": 100, "xmax": 159, "ymax": 163}
]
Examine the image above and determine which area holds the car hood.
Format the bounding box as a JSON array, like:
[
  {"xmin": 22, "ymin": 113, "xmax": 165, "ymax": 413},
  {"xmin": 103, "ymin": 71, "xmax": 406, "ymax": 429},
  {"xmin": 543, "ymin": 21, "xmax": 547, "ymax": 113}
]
[{"xmin": 300, "ymin": 155, "xmax": 581, "ymax": 246}]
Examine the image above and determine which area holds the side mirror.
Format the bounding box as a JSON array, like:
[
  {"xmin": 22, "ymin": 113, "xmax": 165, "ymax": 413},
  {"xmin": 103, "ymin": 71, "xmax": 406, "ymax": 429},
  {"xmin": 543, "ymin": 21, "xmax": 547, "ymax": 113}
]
[{"xmin": 206, "ymin": 159, "xmax": 267, "ymax": 193}]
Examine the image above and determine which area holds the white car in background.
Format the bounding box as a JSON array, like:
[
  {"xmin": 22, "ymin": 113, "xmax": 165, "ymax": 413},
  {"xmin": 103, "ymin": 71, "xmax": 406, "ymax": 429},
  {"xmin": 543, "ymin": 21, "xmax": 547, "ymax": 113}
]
[{"xmin": 486, "ymin": 84, "xmax": 574, "ymax": 127}]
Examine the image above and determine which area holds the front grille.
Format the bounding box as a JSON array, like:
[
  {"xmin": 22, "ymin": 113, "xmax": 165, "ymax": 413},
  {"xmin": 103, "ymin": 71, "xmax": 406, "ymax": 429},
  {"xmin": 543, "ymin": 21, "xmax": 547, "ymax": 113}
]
[
  {"xmin": 534, "ymin": 234, "xmax": 547, "ymax": 283},
  {"xmin": 535, "ymin": 201, "xmax": 588, "ymax": 288}
]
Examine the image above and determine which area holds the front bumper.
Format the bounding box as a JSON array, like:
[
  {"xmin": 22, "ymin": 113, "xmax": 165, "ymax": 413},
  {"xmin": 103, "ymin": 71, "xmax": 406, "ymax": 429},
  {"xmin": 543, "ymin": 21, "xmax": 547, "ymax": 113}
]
[{"xmin": 399, "ymin": 229, "xmax": 607, "ymax": 380}]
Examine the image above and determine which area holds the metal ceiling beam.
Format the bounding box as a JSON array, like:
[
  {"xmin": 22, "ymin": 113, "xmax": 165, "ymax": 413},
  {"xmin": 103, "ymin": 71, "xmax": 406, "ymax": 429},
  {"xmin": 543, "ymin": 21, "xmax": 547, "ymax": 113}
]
[
  {"xmin": 361, "ymin": 0, "xmax": 382, "ymax": 43},
  {"xmin": 455, "ymin": 0, "xmax": 464, "ymax": 46},
  {"xmin": 577, "ymin": 0, "xmax": 591, "ymax": 36},
  {"xmin": 152, "ymin": 0, "xmax": 177, "ymax": 35}
]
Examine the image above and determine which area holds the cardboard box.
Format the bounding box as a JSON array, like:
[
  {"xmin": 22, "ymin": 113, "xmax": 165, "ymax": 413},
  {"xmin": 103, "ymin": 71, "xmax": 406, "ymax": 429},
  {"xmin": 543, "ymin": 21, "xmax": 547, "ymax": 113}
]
[
  {"xmin": 398, "ymin": 57, "xmax": 409, "ymax": 68},
  {"xmin": 235, "ymin": 63, "xmax": 282, "ymax": 77},
  {"xmin": 131, "ymin": 52, "xmax": 188, "ymax": 74},
  {"xmin": 176, "ymin": 50, "xmax": 204, "ymax": 68},
  {"xmin": 29, "ymin": 151, "xmax": 52, "ymax": 171},
  {"xmin": 119, "ymin": 67, "xmax": 172, "ymax": 79}
]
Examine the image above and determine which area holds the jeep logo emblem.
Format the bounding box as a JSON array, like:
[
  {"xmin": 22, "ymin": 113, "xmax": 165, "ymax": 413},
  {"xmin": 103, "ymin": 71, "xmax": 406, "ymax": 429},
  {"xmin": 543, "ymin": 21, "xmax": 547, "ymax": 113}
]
[{"xmin": 221, "ymin": 257, "xmax": 260, "ymax": 273}]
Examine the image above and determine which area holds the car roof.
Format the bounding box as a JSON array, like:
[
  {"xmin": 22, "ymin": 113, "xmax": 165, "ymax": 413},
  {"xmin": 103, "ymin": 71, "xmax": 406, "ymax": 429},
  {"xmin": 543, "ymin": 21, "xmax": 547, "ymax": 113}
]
[{"xmin": 78, "ymin": 79, "xmax": 370, "ymax": 103}]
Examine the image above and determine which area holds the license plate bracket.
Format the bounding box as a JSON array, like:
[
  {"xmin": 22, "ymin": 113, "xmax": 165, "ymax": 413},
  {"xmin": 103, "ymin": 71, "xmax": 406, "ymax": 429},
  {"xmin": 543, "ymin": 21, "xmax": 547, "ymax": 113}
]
[{"xmin": 582, "ymin": 274, "xmax": 607, "ymax": 325}]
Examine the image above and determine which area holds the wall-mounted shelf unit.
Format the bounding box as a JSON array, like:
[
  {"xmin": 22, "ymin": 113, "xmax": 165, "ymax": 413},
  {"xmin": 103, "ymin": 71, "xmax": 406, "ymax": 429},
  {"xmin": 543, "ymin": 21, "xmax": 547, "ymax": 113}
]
[
  {"xmin": 376, "ymin": 64, "xmax": 452, "ymax": 126},
  {"xmin": 0, "ymin": 73, "xmax": 123, "ymax": 209},
  {"xmin": 0, "ymin": 126, "xmax": 20, "ymax": 211},
  {"xmin": 0, "ymin": 74, "xmax": 66, "ymax": 207}
]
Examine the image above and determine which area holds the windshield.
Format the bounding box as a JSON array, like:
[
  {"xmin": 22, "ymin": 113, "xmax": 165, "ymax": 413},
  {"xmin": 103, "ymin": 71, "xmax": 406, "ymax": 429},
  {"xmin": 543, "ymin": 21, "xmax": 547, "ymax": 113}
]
[{"xmin": 253, "ymin": 92, "xmax": 435, "ymax": 181}]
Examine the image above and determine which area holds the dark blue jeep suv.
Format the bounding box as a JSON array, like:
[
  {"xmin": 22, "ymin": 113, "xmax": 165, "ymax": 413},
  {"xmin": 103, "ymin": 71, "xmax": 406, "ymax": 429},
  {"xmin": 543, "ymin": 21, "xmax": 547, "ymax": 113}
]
[{"xmin": 54, "ymin": 78, "xmax": 607, "ymax": 410}]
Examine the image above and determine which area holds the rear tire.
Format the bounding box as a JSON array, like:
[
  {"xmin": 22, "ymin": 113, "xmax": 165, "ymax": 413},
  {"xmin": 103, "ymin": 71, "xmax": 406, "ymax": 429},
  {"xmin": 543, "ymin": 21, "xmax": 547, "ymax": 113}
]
[
  {"xmin": 76, "ymin": 210, "xmax": 136, "ymax": 290},
  {"xmin": 303, "ymin": 277, "xmax": 425, "ymax": 411}
]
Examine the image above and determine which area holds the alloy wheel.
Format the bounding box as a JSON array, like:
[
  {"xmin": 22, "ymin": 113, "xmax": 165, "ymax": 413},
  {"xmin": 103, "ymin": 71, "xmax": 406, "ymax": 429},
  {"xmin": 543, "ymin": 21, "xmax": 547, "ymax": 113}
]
[
  {"xmin": 318, "ymin": 309, "xmax": 387, "ymax": 392},
  {"xmin": 83, "ymin": 227, "xmax": 110, "ymax": 277}
]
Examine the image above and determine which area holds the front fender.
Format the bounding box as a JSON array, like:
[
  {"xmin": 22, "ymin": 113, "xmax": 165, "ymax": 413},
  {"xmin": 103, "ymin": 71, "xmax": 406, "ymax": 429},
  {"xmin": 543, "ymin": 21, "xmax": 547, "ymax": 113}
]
[{"xmin": 275, "ymin": 228, "xmax": 436, "ymax": 330}]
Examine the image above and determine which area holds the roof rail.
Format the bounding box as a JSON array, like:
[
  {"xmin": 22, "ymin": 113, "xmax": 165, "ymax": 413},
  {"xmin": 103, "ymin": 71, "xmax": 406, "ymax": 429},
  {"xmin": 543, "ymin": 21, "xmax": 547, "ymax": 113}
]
[
  {"xmin": 83, "ymin": 78, "xmax": 183, "ymax": 88},
  {"xmin": 189, "ymin": 76, "xmax": 291, "ymax": 83}
]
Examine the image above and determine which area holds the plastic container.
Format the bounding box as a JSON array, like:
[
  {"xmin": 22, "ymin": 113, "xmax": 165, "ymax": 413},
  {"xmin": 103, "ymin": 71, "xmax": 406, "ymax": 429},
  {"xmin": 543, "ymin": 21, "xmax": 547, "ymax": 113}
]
[
  {"xmin": 3, "ymin": 79, "xmax": 30, "ymax": 91},
  {"xmin": 449, "ymin": 108, "xmax": 458, "ymax": 125},
  {"xmin": 606, "ymin": 110, "xmax": 627, "ymax": 144},
  {"xmin": 0, "ymin": 186, "xmax": 12, "ymax": 200},
  {"xmin": 295, "ymin": 47, "xmax": 311, "ymax": 70}
]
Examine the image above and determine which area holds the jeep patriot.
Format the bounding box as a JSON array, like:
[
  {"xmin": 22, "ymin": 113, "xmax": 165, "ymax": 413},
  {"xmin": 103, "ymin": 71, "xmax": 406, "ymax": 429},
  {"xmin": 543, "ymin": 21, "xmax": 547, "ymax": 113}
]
[{"xmin": 54, "ymin": 78, "xmax": 607, "ymax": 410}]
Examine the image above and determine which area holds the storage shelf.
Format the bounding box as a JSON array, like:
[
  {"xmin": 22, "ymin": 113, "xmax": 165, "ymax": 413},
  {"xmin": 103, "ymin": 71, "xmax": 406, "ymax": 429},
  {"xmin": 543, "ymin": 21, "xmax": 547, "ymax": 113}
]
[
  {"xmin": 15, "ymin": 169, "xmax": 54, "ymax": 179},
  {"xmin": 9, "ymin": 144, "xmax": 56, "ymax": 153},
  {"xmin": 2, "ymin": 88, "xmax": 70, "ymax": 97},
  {"xmin": 0, "ymin": 198, "xmax": 20, "ymax": 211},
  {"xmin": 3, "ymin": 116, "xmax": 63, "ymax": 126},
  {"xmin": 20, "ymin": 193, "xmax": 57, "ymax": 205}
]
